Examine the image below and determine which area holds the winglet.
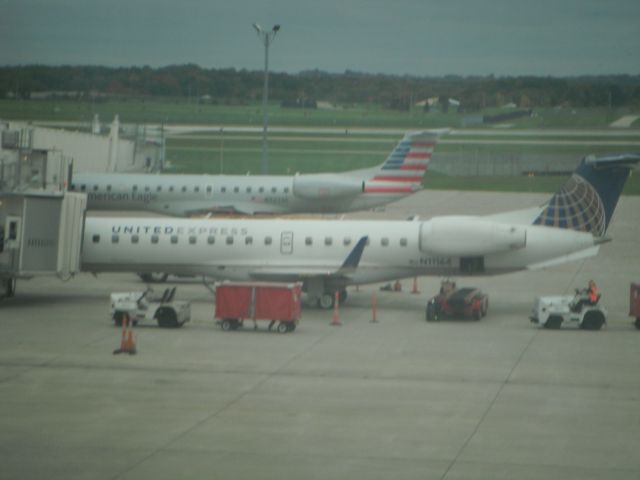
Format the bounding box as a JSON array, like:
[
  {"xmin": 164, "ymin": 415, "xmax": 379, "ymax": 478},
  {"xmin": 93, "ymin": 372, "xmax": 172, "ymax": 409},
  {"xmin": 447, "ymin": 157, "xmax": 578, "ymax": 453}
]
[{"xmin": 339, "ymin": 236, "xmax": 368, "ymax": 273}]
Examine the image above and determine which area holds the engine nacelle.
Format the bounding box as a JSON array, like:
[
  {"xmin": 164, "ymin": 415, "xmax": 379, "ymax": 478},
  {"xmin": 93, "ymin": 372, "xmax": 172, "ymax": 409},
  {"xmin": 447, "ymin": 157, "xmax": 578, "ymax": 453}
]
[
  {"xmin": 420, "ymin": 216, "xmax": 527, "ymax": 256},
  {"xmin": 292, "ymin": 175, "xmax": 364, "ymax": 200}
]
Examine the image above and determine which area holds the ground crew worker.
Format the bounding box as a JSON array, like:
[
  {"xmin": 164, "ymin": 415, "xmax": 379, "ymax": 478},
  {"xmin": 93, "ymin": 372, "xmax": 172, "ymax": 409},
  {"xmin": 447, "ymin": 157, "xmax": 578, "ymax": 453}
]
[
  {"xmin": 572, "ymin": 279, "xmax": 599, "ymax": 311},
  {"xmin": 587, "ymin": 280, "xmax": 599, "ymax": 305}
]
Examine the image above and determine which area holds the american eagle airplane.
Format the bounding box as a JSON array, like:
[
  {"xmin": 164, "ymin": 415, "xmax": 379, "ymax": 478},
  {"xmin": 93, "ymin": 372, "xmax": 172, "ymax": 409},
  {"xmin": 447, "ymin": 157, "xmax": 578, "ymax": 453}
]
[
  {"xmin": 72, "ymin": 131, "xmax": 444, "ymax": 216},
  {"xmin": 81, "ymin": 153, "xmax": 639, "ymax": 308}
]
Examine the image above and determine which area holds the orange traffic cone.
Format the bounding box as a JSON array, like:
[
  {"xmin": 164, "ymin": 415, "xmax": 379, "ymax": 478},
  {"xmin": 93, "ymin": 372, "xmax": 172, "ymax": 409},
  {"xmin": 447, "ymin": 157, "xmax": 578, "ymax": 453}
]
[
  {"xmin": 331, "ymin": 291, "xmax": 341, "ymax": 326},
  {"xmin": 113, "ymin": 313, "xmax": 137, "ymax": 355},
  {"xmin": 411, "ymin": 276, "xmax": 420, "ymax": 294},
  {"xmin": 124, "ymin": 320, "xmax": 136, "ymax": 354},
  {"xmin": 371, "ymin": 292, "xmax": 378, "ymax": 323}
]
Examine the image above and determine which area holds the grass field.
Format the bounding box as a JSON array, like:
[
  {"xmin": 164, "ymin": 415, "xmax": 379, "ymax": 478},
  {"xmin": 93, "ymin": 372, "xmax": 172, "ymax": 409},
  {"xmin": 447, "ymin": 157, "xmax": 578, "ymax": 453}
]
[
  {"xmin": 2, "ymin": 98, "xmax": 639, "ymax": 129},
  {"xmin": 164, "ymin": 134, "xmax": 640, "ymax": 195},
  {"xmin": 2, "ymin": 98, "xmax": 639, "ymax": 194}
]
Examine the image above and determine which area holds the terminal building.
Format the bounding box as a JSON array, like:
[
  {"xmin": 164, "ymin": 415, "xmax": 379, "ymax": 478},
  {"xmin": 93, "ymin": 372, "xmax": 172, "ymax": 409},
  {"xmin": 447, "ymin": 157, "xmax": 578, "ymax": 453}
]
[
  {"xmin": 0, "ymin": 116, "xmax": 165, "ymax": 298},
  {"xmin": 0, "ymin": 115, "xmax": 165, "ymax": 175}
]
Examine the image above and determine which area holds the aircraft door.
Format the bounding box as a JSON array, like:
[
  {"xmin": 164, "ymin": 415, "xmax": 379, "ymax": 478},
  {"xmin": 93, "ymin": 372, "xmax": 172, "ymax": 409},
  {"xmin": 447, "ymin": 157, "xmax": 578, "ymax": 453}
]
[{"xmin": 280, "ymin": 231, "xmax": 294, "ymax": 255}]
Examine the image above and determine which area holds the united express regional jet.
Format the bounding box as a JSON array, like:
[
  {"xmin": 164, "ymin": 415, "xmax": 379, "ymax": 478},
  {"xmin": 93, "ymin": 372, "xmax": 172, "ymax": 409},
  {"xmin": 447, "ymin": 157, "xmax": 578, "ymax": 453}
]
[
  {"xmin": 72, "ymin": 131, "xmax": 444, "ymax": 216},
  {"xmin": 81, "ymin": 153, "xmax": 640, "ymax": 308}
]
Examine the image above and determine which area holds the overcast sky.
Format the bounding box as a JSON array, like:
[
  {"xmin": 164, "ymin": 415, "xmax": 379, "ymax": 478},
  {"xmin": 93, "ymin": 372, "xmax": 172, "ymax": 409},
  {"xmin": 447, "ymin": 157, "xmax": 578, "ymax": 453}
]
[{"xmin": 2, "ymin": 0, "xmax": 639, "ymax": 76}]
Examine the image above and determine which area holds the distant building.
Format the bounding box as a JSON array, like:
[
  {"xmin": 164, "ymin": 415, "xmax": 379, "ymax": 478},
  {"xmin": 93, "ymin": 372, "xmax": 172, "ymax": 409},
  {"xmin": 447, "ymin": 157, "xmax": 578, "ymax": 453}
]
[{"xmin": 0, "ymin": 116, "xmax": 164, "ymax": 174}]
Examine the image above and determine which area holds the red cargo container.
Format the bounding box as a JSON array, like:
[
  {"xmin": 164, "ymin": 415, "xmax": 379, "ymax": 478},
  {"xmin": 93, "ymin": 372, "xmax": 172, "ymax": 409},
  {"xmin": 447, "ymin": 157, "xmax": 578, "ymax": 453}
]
[
  {"xmin": 630, "ymin": 283, "xmax": 640, "ymax": 330},
  {"xmin": 215, "ymin": 282, "xmax": 302, "ymax": 333}
]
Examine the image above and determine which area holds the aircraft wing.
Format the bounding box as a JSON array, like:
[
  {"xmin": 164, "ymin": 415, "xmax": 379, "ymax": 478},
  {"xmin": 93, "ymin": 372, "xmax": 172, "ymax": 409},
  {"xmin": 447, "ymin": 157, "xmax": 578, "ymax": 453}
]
[
  {"xmin": 186, "ymin": 202, "xmax": 285, "ymax": 216},
  {"xmin": 248, "ymin": 236, "xmax": 368, "ymax": 282}
]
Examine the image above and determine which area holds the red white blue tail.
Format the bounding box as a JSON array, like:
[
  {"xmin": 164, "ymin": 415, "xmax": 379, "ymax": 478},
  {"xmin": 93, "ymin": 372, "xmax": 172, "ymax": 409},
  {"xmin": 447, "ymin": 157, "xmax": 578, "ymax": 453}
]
[{"xmin": 370, "ymin": 131, "xmax": 442, "ymax": 184}]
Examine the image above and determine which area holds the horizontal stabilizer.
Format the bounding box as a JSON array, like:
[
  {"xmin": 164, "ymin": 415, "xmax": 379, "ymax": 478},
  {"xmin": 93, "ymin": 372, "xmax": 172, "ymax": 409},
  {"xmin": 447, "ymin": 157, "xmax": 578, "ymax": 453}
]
[
  {"xmin": 585, "ymin": 153, "xmax": 640, "ymax": 169},
  {"xmin": 526, "ymin": 245, "xmax": 600, "ymax": 270}
]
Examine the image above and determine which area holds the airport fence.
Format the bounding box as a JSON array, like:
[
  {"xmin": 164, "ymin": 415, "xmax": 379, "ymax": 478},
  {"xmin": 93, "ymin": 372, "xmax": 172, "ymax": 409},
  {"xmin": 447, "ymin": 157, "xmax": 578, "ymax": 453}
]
[{"xmin": 430, "ymin": 152, "xmax": 580, "ymax": 176}]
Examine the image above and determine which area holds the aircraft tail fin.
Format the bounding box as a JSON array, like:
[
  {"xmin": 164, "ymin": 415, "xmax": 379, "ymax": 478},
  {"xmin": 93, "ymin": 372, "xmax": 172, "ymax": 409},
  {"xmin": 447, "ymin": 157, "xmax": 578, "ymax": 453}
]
[
  {"xmin": 368, "ymin": 130, "xmax": 446, "ymax": 184},
  {"xmin": 532, "ymin": 153, "xmax": 640, "ymax": 236}
]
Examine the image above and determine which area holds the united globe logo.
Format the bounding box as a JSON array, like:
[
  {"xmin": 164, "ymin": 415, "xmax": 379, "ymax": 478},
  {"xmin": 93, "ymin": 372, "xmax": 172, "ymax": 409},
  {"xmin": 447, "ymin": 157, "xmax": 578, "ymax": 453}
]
[{"xmin": 533, "ymin": 174, "xmax": 606, "ymax": 237}]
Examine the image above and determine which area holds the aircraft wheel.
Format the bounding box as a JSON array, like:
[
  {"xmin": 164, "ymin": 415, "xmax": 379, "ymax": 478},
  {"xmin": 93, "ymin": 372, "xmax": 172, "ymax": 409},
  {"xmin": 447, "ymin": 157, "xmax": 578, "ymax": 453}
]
[
  {"xmin": 318, "ymin": 292, "xmax": 335, "ymax": 310},
  {"xmin": 581, "ymin": 310, "xmax": 605, "ymax": 331},
  {"xmin": 544, "ymin": 315, "xmax": 563, "ymax": 329},
  {"xmin": 1, "ymin": 278, "xmax": 15, "ymax": 299},
  {"xmin": 138, "ymin": 272, "xmax": 169, "ymax": 283},
  {"xmin": 277, "ymin": 322, "xmax": 289, "ymax": 334},
  {"xmin": 113, "ymin": 311, "xmax": 125, "ymax": 327},
  {"xmin": 156, "ymin": 307, "xmax": 178, "ymax": 328},
  {"xmin": 426, "ymin": 302, "xmax": 439, "ymax": 322}
]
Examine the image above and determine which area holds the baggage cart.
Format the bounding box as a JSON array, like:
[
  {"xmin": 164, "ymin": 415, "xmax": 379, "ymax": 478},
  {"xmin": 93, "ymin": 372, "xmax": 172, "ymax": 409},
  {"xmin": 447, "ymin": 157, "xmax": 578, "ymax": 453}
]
[{"xmin": 215, "ymin": 282, "xmax": 302, "ymax": 333}]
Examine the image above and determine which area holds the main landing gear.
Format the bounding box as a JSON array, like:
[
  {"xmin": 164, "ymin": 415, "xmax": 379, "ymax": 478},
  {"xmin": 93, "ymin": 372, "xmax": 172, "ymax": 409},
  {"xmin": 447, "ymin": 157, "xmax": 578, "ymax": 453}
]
[{"xmin": 315, "ymin": 288, "xmax": 347, "ymax": 309}]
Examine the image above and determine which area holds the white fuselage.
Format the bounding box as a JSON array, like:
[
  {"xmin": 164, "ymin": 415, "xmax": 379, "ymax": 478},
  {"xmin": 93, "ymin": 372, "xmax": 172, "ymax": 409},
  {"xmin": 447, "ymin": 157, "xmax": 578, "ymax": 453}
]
[
  {"xmin": 73, "ymin": 173, "xmax": 414, "ymax": 216},
  {"xmin": 81, "ymin": 216, "xmax": 598, "ymax": 287}
]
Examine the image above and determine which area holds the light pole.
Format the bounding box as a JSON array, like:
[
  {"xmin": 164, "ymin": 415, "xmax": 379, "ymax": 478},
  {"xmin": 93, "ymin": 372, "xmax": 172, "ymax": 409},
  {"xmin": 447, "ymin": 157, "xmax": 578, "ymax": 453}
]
[{"xmin": 252, "ymin": 23, "xmax": 280, "ymax": 175}]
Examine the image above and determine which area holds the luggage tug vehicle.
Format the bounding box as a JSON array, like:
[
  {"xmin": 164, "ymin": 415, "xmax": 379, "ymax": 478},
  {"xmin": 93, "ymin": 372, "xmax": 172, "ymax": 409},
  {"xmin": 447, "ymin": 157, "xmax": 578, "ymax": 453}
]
[
  {"xmin": 529, "ymin": 289, "xmax": 606, "ymax": 330},
  {"xmin": 426, "ymin": 279, "xmax": 488, "ymax": 322},
  {"xmin": 110, "ymin": 286, "xmax": 191, "ymax": 328}
]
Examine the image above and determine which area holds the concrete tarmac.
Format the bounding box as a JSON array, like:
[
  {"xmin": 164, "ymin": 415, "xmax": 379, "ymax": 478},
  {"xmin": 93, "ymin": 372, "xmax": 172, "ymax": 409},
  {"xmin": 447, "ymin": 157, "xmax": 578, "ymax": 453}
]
[{"xmin": 1, "ymin": 190, "xmax": 639, "ymax": 480}]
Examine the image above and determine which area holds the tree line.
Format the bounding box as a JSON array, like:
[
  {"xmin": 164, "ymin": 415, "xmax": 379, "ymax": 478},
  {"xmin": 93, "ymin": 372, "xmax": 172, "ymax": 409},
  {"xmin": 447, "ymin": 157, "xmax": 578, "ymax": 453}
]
[{"xmin": 1, "ymin": 64, "xmax": 639, "ymax": 110}]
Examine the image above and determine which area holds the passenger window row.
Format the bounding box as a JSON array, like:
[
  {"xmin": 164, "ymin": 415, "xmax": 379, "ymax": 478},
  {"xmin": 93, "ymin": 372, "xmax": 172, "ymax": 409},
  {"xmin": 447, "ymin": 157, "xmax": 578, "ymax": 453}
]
[
  {"xmin": 72, "ymin": 184, "xmax": 290, "ymax": 194},
  {"xmin": 95, "ymin": 234, "xmax": 408, "ymax": 248},
  {"xmin": 102, "ymin": 234, "xmax": 270, "ymax": 246}
]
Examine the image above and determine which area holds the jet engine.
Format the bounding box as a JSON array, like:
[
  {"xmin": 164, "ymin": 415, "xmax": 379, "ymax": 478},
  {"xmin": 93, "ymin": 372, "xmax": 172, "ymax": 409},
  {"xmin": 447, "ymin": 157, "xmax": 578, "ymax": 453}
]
[
  {"xmin": 292, "ymin": 175, "xmax": 364, "ymax": 199},
  {"xmin": 420, "ymin": 216, "xmax": 527, "ymax": 256}
]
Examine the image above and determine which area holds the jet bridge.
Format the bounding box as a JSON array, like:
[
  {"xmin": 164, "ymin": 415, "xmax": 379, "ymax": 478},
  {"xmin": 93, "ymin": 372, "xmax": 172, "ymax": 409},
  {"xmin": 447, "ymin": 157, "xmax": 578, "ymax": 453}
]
[{"xmin": 1, "ymin": 147, "xmax": 86, "ymax": 299}]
